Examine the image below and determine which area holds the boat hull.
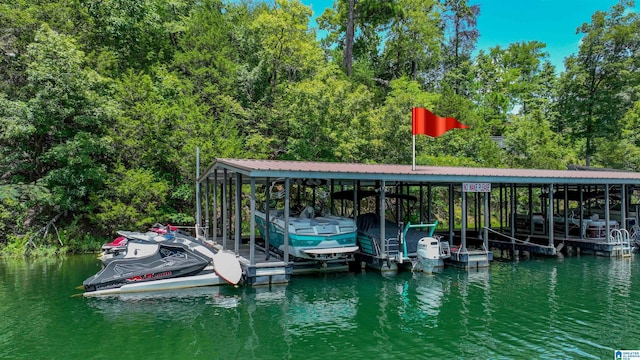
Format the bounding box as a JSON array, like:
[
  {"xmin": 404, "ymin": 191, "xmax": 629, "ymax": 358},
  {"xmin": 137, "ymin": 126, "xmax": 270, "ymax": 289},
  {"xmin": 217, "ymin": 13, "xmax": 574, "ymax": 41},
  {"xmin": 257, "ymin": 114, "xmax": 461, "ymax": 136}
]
[
  {"xmin": 255, "ymin": 210, "xmax": 358, "ymax": 260},
  {"xmin": 83, "ymin": 270, "xmax": 226, "ymax": 297}
]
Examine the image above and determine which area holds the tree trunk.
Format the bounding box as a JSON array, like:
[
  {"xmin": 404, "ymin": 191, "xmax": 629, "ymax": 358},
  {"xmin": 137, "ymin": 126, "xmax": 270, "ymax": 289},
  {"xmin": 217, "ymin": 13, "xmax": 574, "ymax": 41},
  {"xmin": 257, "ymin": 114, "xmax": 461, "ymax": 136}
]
[{"xmin": 344, "ymin": 0, "xmax": 355, "ymax": 76}]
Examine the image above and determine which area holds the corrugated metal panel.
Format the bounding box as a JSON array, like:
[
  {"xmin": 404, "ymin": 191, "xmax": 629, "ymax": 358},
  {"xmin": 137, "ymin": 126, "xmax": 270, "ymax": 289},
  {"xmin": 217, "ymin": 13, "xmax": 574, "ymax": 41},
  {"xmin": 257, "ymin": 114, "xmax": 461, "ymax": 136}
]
[{"xmin": 199, "ymin": 158, "xmax": 640, "ymax": 185}]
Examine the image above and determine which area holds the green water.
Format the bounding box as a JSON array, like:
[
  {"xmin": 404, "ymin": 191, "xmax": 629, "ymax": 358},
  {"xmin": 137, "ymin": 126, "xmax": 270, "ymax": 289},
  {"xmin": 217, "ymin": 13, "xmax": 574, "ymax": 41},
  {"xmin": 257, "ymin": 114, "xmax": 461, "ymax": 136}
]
[{"xmin": 1, "ymin": 254, "xmax": 639, "ymax": 359}]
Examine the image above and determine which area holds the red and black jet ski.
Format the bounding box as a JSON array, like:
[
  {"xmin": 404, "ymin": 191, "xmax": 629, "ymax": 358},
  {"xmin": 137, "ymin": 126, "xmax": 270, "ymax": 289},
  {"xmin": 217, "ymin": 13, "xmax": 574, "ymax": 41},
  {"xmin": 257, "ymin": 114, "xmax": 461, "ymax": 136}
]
[{"xmin": 83, "ymin": 241, "xmax": 211, "ymax": 293}]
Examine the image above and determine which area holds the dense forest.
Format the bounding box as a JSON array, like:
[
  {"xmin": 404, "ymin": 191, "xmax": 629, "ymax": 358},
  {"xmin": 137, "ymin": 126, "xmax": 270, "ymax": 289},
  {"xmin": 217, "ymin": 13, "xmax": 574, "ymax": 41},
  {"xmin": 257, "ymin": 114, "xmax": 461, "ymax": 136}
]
[{"xmin": 0, "ymin": 0, "xmax": 639, "ymax": 254}]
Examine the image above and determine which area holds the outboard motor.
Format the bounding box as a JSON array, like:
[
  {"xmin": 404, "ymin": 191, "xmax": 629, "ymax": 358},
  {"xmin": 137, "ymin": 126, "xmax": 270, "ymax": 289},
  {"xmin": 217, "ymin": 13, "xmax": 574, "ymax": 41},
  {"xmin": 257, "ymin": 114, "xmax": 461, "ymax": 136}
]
[{"xmin": 417, "ymin": 237, "xmax": 440, "ymax": 261}]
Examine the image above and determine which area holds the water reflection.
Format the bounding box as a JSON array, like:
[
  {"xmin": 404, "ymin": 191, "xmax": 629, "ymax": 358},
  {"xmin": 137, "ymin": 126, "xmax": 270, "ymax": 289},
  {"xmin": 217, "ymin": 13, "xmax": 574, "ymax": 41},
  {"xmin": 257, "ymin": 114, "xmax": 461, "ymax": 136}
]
[
  {"xmin": 409, "ymin": 273, "xmax": 445, "ymax": 319},
  {"xmin": 248, "ymin": 284, "xmax": 288, "ymax": 304},
  {"xmin": 286, "ymin": 296, "xmax": 357, "ymax": 333},
  {"xmin": 86, "ymin": 286, "xmax": 241, "ymax": 320},
  {"xmin": 7, "ymin": 255, "xmax": 640, "ymax": 359},
  {"xmin": 285, "ymin": 276, "xmax": 358, "ymax": 335},
  {"xmin": 606, "ymin": 257, "xmax": 632, "ymax": 297}
]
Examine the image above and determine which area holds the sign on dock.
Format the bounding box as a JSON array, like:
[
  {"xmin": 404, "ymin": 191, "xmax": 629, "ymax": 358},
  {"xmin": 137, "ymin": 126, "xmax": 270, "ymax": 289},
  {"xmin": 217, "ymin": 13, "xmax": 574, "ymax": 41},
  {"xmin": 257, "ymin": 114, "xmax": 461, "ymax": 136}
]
[{"xmin": 462, "ymin": 183, "xmax": 491, "ymax": 193}]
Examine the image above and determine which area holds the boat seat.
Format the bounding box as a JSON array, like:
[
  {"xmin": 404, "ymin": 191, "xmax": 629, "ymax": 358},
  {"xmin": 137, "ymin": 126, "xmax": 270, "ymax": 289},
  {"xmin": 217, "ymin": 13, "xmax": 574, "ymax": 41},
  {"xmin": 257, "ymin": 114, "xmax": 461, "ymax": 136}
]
[
  {"xmin": 314, "ymin": 217, "xmax": 339, "ymax": 225},
  {"xmin": 299, "ymin": 206, "xmax": 315, "ymax": 219}
]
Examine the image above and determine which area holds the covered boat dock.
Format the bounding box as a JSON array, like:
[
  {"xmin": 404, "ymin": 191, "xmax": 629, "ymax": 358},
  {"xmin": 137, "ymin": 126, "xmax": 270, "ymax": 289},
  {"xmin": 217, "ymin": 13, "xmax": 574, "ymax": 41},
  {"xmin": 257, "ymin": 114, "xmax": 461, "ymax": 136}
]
[{"xmin": 195, "ymin": 158, "xmax": 640, "ymax": 285}]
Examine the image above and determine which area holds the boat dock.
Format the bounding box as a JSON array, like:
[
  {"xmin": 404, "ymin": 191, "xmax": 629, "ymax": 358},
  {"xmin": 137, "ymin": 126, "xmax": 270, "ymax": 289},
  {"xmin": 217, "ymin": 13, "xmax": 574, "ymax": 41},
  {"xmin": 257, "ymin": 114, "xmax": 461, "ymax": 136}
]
[
  {"xmin": 209, "ymin": 237, "xmax": 354, "ymax": 286},
  {"xmin": 195, "ymin": 158, "xmax": 640, "ymax": 286},
  {"xmin": 485, "ymin": 231, "xmax": 633, "ymax": 258}
]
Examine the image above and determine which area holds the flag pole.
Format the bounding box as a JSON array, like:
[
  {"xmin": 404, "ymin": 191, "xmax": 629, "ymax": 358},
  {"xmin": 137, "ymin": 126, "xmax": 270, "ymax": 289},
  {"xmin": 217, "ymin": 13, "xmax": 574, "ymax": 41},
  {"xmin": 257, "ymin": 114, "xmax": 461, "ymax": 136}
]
[{"xmin": 412, "ymin": 134, "xmax": 416, "ymax": 171}]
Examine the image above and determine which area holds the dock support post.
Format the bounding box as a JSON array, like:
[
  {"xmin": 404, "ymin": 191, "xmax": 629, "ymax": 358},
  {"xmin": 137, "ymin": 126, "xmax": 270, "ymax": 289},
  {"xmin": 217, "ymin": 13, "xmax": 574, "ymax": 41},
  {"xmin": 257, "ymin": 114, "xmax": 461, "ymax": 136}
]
[
  {"xmin": 499, "ymin": 185, "xmax": 503, "ymax": 232},
  {"xmin": 205, "ymin": 178, "xmax": 210, "ymax": 239},
  {"xmin": 250, "ymin": 178, "xmax": 256, "ymax": 265},
  {"xmin": 380, "ymin": 180, "xmax": 386, "ymax": 258},
  {"xmin": 222, "ymin": 169, "xmax": 228, "ymax": 250},
  {"xmin": 196, "ymin": 148, "xmax": 201, "ymax": 230},
  {"xmin": 548, "ymin": 184, "xmax": 554, "ymax": 247},
  {"xmin": 579, "ymin": 184, "xmax": 584, "ymax": 238},
  {"xmin": 564, "ymin": 184, "xmax": 569, "ymax": 239},
  {"xmin": 419, "ymin": 183, "xmax": 424, "ymax": 222},
  {"xmin": 461, "ymin": 185, "xmax": 467, "ymax": 252},
  {"xmin": 427, "ymin": 184, "xmax": 432, "ymax": 222},
  {"xmin": 484, "ymin": 191, "xmax": 489, "ymax": 251},
  {"xmin": 265, "ymin": 177, "xmax": 270, "ymax": 260},
  {"xmin": 213, "ymin": 170, "xmax": 218, "ymax": 243},
  {"xmin": 529, "ymin": 185, "xmax": 534, "ymax": 234},
  {"xmin": 449, "ymin": 184, "xmax": 454, "ymax": 246},
  {"xmin": 605, "ymin": 184, "xmax": 611, "ymax": 240},
  {"xmin": 510, "ymin": 184, "xmax": 515, "ymax": 241},
  {"xmin": 284, "ymin": 178, "xmax": 290, "ymax": 263},
  {"xmin": 621, "ymin": 184, "xmax": 627, "ymax": 230},
  {"xmin": 235, "ymin": 173, "xmax": 242, "ymax": 254}
]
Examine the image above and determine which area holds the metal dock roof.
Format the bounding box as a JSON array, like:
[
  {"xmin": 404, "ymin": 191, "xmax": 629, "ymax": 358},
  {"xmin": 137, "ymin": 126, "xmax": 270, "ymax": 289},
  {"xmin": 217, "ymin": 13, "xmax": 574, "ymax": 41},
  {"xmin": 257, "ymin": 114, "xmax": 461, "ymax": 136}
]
[{"xmin": 198, "ymin": 158, "xmax": 640, "ymax": 186}]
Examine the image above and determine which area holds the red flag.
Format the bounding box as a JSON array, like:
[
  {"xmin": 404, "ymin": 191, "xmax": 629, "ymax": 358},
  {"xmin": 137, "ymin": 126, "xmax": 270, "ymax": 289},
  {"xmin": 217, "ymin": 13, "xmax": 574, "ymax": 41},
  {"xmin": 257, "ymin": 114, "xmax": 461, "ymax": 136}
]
[{"xmin": 412, "ymin": 107, "xmax": 469, "ymax": 137}]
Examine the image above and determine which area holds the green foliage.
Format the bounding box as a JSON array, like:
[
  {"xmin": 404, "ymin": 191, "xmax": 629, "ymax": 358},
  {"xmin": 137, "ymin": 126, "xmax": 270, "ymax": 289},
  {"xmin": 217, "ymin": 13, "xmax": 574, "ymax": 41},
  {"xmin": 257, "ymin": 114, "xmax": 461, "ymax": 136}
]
[
  {"xmin": 502, "ymin": 111, "xmax": 571, "ymax": 169},
  {"xmin": 0, "ymin": 183, "xmax": 51, "ymax": 244},
  {"xmin": 277, "ymin": 65, "xmax": 375, "ymax": 162},
  {"xmin": 554, "ymin": 1, "xmax": 640, "ymax": 165},
  {"xmin": 596, "ymin": 100, "xmax": 640, "ymax": 170},
  {"xmin": 373, "ymin": 77, "xmax": 439, "ymax": 164},
  {"xmin": 250, "ymin": 0, "xmax": 323, "ymax": 100},
  {"xmin": 0, "ymin": 234, "xmax": 29, "ymax": 257},
  {"xmin": 380, "ymin": 0, "xmax": 442, "ymax": 80},
  {"xmin": 173, "ymin": 0, "xmax": 237, "ymax": 100},
  {"xmin": 59, "ymin": 224, "xmax": 105, "ymax": 254},
  {"xmin": 91, "ymin": 165, "xmax": 170, "ymax": 235},
  {"xmin": 0, "ymin": 232, "xmax": 68, "ymax": 258},
  {"xmin": 1, "ymin": 0, "xmax": 639, "ymax": 252},
  {"xmin": 0, "ymin": 25, "xmax": 117, "ymax": 219},
  {"xmin": 81, "ymin": 0, "xmax": 192, "ymax": 74}
]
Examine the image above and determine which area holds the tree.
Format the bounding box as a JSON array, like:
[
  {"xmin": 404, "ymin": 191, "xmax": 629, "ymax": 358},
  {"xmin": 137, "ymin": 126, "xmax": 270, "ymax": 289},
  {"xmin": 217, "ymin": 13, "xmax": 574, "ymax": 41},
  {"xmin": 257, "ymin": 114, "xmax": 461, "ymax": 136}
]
[
  {"xmin": 344, "ymin": 0, "xmax": 355, "ymax": 76},
  {"xmin": 276, "ymin": 65, "xmax": 375, "ymax": 162},
  {"xmin": 429, "ymin": 84, "xmax": 502, "ymax": 167},
  {"xmin": 441, "ymin": 0, "xmax": 480, "ymax": 95},
  {"xmin": 597, "ymin": 100, "xmax": 640, "ymax": 171},
  {"xmin": 80, "ymin": 0, "xmax": 192, "ymax": 74},
  {"xmin": 381, "ymin": 0, "xmax": 442, "ymax": 81},
  {"xmin": 173, "ymin": 0, "xmax": 236, "ymax": 100},
  {"xmin": 13, "ymin": 26, "xmax": 115, "ymax": 213},
  {"xmin": 502, "ymin": 111, "xmax": 570, "ymax": 169},
  {"xmin": 471, "ymin": 42, "xmax": 557, "ymax": 136},
  {"xmin": 111, "ymin": 67, "xmax": 245, "ymax": 217},
  {"xmin": 471, "ymin": 48, "xmax": 510, "ymax": 135},
  {"xmin": 250, "ymin": 0, "xmax": 322, "ymax": 101},
  {"xmin": 554, "ymin": 1, "xmax": 640, "ymax": 166},
  {"xmin": 0, "ymin": 0, "xmax": 85, "ymax": 97},
  {"xmin": 501, "ymin": 41, "xmax": 554, "ymax": 115},
  {"xmin": 318, "ymin": 0, "xmax": 399, "ymax": 77},
  {"xmin": 372, "ymin": 77, "xmax": 438, "ymax": 164},
  {"xmin": 90, "ymin": 165, "xmax": 171, "ymax": 234}
]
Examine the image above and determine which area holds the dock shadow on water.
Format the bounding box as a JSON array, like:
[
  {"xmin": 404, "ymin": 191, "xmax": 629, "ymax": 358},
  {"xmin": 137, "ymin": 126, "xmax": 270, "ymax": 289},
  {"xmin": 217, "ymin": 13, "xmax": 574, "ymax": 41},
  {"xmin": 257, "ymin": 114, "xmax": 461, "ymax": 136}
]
[{"xmin": 2, "ymin": 254, "xmax": 640, "ymax": 359}]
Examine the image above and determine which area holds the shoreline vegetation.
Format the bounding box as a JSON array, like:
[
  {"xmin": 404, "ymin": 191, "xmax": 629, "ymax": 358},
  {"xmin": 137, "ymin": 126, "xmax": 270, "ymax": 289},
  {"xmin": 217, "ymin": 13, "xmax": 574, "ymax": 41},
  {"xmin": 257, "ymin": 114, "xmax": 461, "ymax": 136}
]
[{"xmin": 1, "ymin": 1, "xmax": 639, "ymax": 256}]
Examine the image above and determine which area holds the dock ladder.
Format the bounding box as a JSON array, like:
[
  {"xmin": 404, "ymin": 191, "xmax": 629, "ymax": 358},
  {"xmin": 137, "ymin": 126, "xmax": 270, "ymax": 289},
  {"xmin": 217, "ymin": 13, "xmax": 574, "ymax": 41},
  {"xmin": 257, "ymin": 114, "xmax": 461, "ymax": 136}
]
[
  {"xmin": 385, "ymin": 237, "xmax": 401, "ymax": 262},
  {"xmin": 439, "ymin": 239, "xmax": 451, "ymax": 259},
  {"xmin": 609, "ymin": 229, "xmax": 632, "ymax": 257}
]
